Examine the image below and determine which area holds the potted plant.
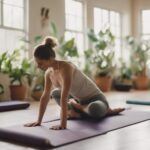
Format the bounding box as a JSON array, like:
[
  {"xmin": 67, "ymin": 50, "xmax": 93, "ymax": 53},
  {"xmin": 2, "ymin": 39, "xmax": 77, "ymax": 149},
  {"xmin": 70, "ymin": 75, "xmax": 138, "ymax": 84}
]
[
  {"xmin": 20, "ymin": 35, "xmax": 45, "ymax": 101},
  {"xmin": 87, "ymin": 28, "xmax": 116, "ymax": 91},
  {"xmin": 114, "ymin": 60, "xmax": 133, "ymax": 91},
  {"xmin": 3, "ymin": 49, "xmax": 31, "ymax": 100},
  {"xmin": 126, "ymin": 36, "xmax": 150, "ymax": 90}
]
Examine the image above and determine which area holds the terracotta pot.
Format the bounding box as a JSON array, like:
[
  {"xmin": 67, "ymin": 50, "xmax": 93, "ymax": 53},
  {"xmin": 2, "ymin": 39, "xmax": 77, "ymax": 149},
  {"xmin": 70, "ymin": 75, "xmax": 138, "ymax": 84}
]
[
  {"xmin": 10, "ymin": 85, "xmax": 27, "ymax": 100},
  {"xmin": 95, "ymin": 76, "xmax": 112, "ymax": 92},
  {"xmin": 133, "ymin": 75, "xmax": 149, "ymax": 90}
]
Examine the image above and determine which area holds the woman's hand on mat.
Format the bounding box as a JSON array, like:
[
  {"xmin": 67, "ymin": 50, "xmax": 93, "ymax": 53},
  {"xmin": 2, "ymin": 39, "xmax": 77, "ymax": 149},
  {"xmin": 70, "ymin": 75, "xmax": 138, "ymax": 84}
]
[
  {"xmin": 24, "ymin": 121, "xmax": 41, "ymax": 127},
  {"xmin": 50, "ymin": 125, "xmax": 66, "ymax": 130}
]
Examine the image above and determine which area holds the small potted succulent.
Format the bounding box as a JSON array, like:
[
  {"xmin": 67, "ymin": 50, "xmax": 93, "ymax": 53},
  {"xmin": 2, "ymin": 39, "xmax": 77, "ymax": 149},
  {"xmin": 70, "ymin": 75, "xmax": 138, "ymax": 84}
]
[{"xmin": 114, "ymin": 60, "xmax": 133, "ymax": 91}]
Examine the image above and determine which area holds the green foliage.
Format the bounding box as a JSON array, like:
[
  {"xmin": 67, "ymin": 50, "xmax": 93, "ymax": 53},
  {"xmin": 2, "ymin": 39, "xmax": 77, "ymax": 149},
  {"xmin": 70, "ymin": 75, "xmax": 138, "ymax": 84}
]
[
  {"xmin": 58, "ymin": 38, "xmax": 79, "ymax": 58},
  {"xmin": 0, "ymin": 52, "xmax": 8, "ymax": 72},
  {"xmin": 50, "ymin": 22, "xmax": 79, "ymax": 59},
  {"xmin": 50, "ymin": 22, "xmax": 58, "ymax": 38},
  {"xmin": 83, "ymin": 48, "xmax": 93, "ymax": 76},
  {"xmin": 32, "ymin": 22, "xmax": 79, "ymax": 60},
  {"xmin": 34, "ymin": 35, "xmax": 43, "ymax": 44},
  {"xmin": 28, "ymin": 64, "xmax": 44, "ymax": 91},
  {"xmin": 2, "ymin": 49, "xmax": 31, "ymax": 85},
  {"xmin": 87, "ymin": 28, "xmax": 116, "ymax": 76},
  {"xmin": 118, "ymin": 59, "xmax": 132, "ymax": 81},
  {"xmin": 125, "ymin": 36, "xmax": 150, "ymax": 76},
  {"xmin": 120, "ymin": 65, "xmax": 132, "ymax": 80}
]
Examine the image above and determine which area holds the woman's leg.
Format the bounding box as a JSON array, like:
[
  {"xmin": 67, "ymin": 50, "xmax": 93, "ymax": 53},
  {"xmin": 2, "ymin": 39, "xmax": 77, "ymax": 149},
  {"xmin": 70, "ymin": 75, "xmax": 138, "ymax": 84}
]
[
  {"xmin": 51, "ymin": 89, "xmax": 81, "ymax": 119},
  {"xmin": 70, "ymin": 99, "xmax": 125, "ymax": 119},
  {"xmin": 51, "ymin": 89, "xmax": 75, "ymax": 105},
  {"xmin": 85, "ymin": 100, "xmax": 108, "ymax": 119}
]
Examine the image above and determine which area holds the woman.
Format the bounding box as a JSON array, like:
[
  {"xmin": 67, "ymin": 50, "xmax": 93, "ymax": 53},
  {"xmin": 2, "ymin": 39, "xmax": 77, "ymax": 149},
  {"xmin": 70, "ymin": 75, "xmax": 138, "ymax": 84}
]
[{"xmin": 25, "ymin": 36, "xmax": 125, "ymax": 130}]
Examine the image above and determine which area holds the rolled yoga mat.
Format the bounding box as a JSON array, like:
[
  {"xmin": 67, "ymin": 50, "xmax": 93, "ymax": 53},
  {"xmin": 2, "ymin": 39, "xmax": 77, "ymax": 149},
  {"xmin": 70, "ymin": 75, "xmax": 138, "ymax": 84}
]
[
  {"xmin": 126, "ymin": 100, "xmax": 150, "ymax": 105},
  {"xmin": 0, "ymin": 100, "xmax": 30, "ymax": 112},
  {"xmin": 0, "ymin": 110, "xmax": 150, "ymax": 148}
]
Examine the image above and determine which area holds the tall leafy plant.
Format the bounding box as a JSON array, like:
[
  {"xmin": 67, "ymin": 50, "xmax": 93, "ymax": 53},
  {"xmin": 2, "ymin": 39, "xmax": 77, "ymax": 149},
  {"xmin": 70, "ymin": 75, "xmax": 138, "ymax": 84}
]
[
  {"xmin": 3, "ymin": 49, "xmax": 31, "ymax": 85},
  {"xmin": 83, "ymin": 48, "xmax": 93, "ymax": 76},
  {"xmin": 87, "ymin": 28, "xmax": 116, "ymax": 76},
  {"xmin": 0, "ymin": 52, "xmax": 8, "ymax": 73},
  {"xmin": 50, "ymin": 22, "xmax": 79, "ymax": 59},
  {"xmin": 32, "ymin": 22, "xmax": 79, "ymax": 60},
  {"xmin": 126, "ymin": 36, "xmax": 150, "ymax": 76}
]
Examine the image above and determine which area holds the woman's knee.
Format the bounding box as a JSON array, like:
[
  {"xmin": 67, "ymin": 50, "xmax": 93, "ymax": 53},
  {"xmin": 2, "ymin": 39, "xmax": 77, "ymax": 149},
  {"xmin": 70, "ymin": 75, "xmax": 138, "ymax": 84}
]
[{"xmin": 87, "ymin": 101, "xmax": 108, "ymax": 119}]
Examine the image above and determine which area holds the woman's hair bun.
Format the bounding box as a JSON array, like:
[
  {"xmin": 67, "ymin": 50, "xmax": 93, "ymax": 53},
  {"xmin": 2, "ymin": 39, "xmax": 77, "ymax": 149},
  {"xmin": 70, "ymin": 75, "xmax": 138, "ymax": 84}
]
[{"xmin": 43, "ymin": 36, "xmax": 58, "ymax": 48}]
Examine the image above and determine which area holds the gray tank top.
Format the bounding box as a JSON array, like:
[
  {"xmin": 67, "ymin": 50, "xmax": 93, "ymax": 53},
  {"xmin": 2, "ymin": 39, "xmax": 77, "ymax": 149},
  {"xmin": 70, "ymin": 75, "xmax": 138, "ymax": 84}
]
[{"xmin": 69, "ymin": 64, "xmax": 103, "ymax": 102}]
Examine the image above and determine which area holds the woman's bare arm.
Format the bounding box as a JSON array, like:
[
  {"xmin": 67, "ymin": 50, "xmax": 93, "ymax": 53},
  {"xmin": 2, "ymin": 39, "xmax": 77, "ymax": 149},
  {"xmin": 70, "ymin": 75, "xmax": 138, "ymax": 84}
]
[
  {"xmin": 50, "ymin": 63, "xmax": 73, "ymax": 130},
  {"xmin": 25, "ymin": 70, "xmax": 52, "ymax": 127}
]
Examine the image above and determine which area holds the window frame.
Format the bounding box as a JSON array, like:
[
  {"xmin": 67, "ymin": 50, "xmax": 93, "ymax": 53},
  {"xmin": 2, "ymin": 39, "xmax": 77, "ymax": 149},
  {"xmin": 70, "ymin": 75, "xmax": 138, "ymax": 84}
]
[
  {"xmin": 65, "ymin": 0, "xmax": 86, "ymax": 56},
  {"xmin": 93, "ymin": 7, "xmax": 122, "ymax": 60},
  {"xmin": 0, "ymin": 0, "xmax": 27, "ymax": 54},
  {"xmin": 141, "ymin": 9, "xmax": 150, "ymax": 40},
  {"xmin": 0, "ymin": 0, "xmax": 26, "ymax": 32}
]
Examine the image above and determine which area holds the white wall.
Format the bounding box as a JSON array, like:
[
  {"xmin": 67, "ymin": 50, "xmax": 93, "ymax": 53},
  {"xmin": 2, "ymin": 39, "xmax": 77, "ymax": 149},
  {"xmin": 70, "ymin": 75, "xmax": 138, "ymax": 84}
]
[
  {"xmin": 28, "ymin": 0, "xmax": 132, "ymax": 56},
  {"xmin": 132, "ymin": 0, "xmax": 150, "ymax": 39},
  {"xmin": 86, "ymin": 0, "xmax": 132, "ymax": 37},
  {"xmin": 28, "ymin": 0, "xmax": 65, "ymax": 58},
  {"xmin": 131, "ymin": 0, "xmax": 150, "ymax": 76},
  {"xmin": 86, "ymin": 0, "xmax": 132, "ymax": 62}
]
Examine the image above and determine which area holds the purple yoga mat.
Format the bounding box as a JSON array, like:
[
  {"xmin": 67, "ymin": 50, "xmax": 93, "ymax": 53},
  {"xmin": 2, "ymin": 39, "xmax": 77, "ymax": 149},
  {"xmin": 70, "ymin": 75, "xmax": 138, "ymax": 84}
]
[
  {"xmin": 0, "ymin": 100, "xmax": 30, "ymax": 112},
  {"xmin": 0, "ymin": 110, "xmax": 150, "ymax": 148}
]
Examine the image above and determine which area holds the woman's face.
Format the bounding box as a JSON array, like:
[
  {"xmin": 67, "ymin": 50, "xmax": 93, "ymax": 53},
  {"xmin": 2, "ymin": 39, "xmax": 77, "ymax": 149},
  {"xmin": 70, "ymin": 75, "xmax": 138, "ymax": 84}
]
[{"xmin": 35, "ymin": 57, "xmax": 50, "ymax": 71}]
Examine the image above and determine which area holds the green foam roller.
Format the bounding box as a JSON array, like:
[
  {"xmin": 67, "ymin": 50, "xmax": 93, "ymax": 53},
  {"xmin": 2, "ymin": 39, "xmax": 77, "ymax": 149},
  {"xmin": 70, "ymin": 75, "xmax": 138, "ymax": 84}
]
[{"xmin": 126, "ymin": 100, "xmax": 150, "ymax": 105}]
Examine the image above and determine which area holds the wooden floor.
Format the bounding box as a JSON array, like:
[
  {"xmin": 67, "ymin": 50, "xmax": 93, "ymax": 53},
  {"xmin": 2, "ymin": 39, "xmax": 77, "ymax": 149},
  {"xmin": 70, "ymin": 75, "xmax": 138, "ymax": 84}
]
[{"xmin": 1, "ymin": 90, "xmax": 150, "ymax": 150}]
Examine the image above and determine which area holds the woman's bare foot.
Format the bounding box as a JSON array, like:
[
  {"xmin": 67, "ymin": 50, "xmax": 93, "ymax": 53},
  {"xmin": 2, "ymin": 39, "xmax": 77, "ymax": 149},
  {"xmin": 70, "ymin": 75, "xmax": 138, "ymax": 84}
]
[
  {"xmin": 68, "ymin": 99, "xmax": 125, "ymax": 118},
  {"xmin": 67, "ymin": 99, "xmax": 82, "ymax": 119},
  {"xmin": 69, "ymin": 99, "xmax": 83, "ymax": 110},
  {"xmin": 67, "ymin": 109, "xmax": 81, "ymax": 119},
  {"xmin": 107, "ymin": 108, "xmax": 125, "ymax": 116}
]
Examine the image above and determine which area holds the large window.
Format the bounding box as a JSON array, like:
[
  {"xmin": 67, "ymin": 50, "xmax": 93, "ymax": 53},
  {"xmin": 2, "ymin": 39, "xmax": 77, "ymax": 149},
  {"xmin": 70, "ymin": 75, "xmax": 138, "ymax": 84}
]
[
  {"xmin": 65, "ymin": 0, "xmax": 85, "ymax": 58},
  {"xmin": 94, "ymin": 8, "xmax": 121, "ymax": 60},
  {"xmin": 0, "ymin": 0, "xmax": 26, "ymax": 53},
  {"xmin": 141, "ymin": 10, "xmax": 150, "ymax": 40}
]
